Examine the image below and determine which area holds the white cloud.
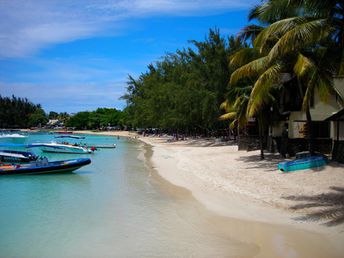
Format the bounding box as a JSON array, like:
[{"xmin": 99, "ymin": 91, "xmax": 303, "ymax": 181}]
[{"xmin": 0, "ymin": 0, "xmax": 255, "ymax": 58}]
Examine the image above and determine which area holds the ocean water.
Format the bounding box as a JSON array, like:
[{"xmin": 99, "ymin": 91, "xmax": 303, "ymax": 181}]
[{"xmin": 0, "ymin": 133, "xmax": 341, "ymax": 257}]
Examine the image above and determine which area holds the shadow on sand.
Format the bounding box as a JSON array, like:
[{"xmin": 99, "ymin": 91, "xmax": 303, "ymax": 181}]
[
  {"xmin": 236, "ymin": 153, "xmax": 283, "ymax": 172},
  {"xmin": 283, "ymin": 186, "xmax": 344, "ymax": 226}
]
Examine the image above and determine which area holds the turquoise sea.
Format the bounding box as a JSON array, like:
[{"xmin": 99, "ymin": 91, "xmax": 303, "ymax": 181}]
[{"xmin": 0, "ymin": 133, "xmax": 341, "ymax": 257}]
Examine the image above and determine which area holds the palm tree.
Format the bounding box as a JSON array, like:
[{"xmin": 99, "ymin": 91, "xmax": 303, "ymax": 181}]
[
  {"xmin": 230, "ymin": 0, "xmax": 343, "ymax": 154},
  {"xmin": 219, "ymin": 84, "xmax": 251, "ymax": 136}
]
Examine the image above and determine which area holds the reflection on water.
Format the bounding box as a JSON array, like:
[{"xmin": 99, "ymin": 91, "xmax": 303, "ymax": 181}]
[{"xmin": 0, "ymin": 134, "xmax": 341, "ymax": 257}]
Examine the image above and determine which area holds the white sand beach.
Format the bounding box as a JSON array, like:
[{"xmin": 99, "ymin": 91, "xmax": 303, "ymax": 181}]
[
  {"xmin": 75, "ymin": 131, "xmax": 344, "ymax": 221},
  {"xmin": 75, "ymin": 130, "xmax": 344, "ymax": 251}
]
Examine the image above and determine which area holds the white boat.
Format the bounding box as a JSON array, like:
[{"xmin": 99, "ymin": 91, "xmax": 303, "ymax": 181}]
[
  {"xmin": 30, "ymin": 142, "xmax": 94, "ymax": 154},
  {"xmin": 92, "ymin": 144, "xmax": 116, "ymax": 149},
  {"xmin": 0, "ymin": 133, "xmax": 28, "ymax": 143},
  {"xmin": 0, "ymin": 133, "xmax": 27, "ymax": 138}
]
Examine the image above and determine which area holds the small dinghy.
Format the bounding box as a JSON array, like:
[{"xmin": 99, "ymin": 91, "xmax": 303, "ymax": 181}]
[
  {"xmin": 0, "ymin": 150, "xmax": 38, "ymax": 163},
  {"xmin": 0, "ymin": 158, "xmax": 91, "ymax": 175},
  {"xmin": 278, "ymin": 155, "xmax": 328, "ymax": 172}
]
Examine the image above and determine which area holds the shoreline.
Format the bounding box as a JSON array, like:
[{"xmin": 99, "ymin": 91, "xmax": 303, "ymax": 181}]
[
  {"xmin": 56, "ymin": 131, "xmax": 344, "ymax": 248},
  {"xmin": 138, "ymin": 135, "xmax": 344, "ymax": 255},
  {"xmin": 75, "ymin": 131, "xmax": 344, "ymax": 221}
]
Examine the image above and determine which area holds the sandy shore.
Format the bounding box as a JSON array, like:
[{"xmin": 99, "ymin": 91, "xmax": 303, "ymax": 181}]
[
  {"xmin": 76, "ymin": 130, "xmax": 344, "ymax": 247},
  {"xmin": 74, "ymin": 131, "xmax": 344, "ymax": 224}
]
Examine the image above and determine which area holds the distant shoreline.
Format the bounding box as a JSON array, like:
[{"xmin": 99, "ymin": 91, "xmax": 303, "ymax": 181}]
[{"xmin": 72, "ymin": 130, "xmax": 139, "ymax": 139}]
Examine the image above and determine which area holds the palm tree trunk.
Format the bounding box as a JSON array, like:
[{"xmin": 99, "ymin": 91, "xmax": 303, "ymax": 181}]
[
  {"xmin": 296, "ymin": 78, "xmax": 314, "ymax": 154},
  {"xmin": 237, "ymin": 124, "xmax": 240, "ymax": 149},
  {"xmin": 305, "ymin": 105, "xmax": 314, "ymax": 154},
  {"xmin": 258, "ymin": 115, "xmax": 265, "ymax": 160}
]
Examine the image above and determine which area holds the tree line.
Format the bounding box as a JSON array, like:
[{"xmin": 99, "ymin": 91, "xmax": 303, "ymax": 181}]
[
  {"xmin": 65, "ymin": 108, "xmax": 126, "ymax": 130},
  {"xmin": 122, "ymin": 0, "xmax": 344, "ymax": 158},
  {"xmin": 0, "ymin": 95, "xmax": 47, "ymax": 128},
  {"xmin": 0, "ymin": 95, "xmax": 125, "ymax": 130},
  {"xmin": 121, "ymin": 29, "xmax": 245, "ymax": 136}
]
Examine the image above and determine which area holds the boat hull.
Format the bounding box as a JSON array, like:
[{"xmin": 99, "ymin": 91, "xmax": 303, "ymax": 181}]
[
  {"xmin": 93, "ymin": 144, "xmax": 116, "ymax": 149},
  {"xmin": 0, "ymin": 158, "xmax": 91, "ymax": 175},
  {"xmin": 278, "ymin": 155, "xmax": 328, "ymax": 172},
  {"xmin": 42, "ymin": 147, "xmax": 92, "ymax": 154}
]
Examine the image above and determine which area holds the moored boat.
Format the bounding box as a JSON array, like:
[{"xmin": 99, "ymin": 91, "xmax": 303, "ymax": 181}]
[
  {"xmin": 92, "ymin": 144, "xmax": 116, "ymax": 148},
  {"xmin": 55, "ymin": 135, "xmax": 85, "ymax": 139},
  {"xmin": 30, "ymin": 142, "xmax": 94, "ymax": 154},
  {"xmin": 0, "ymin": 134, "xmax": 28, "ymax": 143},
  {"xmin": 0, "ymin": 150, "xmax": 38, "ymax": 163},
  {"xmin": 278, "ymin": 155, "xmax": 328, "ymax": 172},
  {"xmin": 0, "ymin": 133, "xmax": 27, "ymax": 139},
  {"xmin": 0, "ymin": 158, "xmax": 91, "ymax": 175}
]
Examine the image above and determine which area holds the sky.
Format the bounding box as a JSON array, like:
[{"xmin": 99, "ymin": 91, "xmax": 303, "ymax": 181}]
[{"xmin": 0, "ymin": 0, "xmax": 258, "ymax": 113}]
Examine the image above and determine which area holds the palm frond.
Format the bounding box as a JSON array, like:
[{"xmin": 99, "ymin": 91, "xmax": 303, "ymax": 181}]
[
  {"xmin": 247, "ymin": 63, "xmax": 283, "ymax": 116},
  {"xmin": 220, "ymin": 100, "xmax": 230, "ymax": 111},
  {"xmin": 268, "ymin": 18, "xmax": 331, "ymax": 62},
  {"xmin": 229, "ymin": 120, "xmax": 237, "ymax": 129},
  {"xmin": 219, "ymin": 112, "xmax": 237, "ymax": 121},
  {"xmin": 301, "ymin": 67, "xmax": 335, "ymax": 110},
  {"xmin": 230, "ymin": 47, "xmax": 261, "ymax": 67},
  {"xmin": 230, "ymin": 56, "xmax": 269, "ymax": 86},
  {"xmin": 293, "ymin": 53, "xmax": 313, "ymax": 77},
  {"xmin": 248, "ymin": 0, "xmax": 299, "ymax": 24},
  {"xmin": 237, "ymin": 25, "xmax": 264, "ymax": 43},
  {"xmin": 254, "ymin": 17, "xmax": 305, "ymax": 50}
]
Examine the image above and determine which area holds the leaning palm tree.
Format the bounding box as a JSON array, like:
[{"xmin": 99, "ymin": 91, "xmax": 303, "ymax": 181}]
[{"xmin": 226, "ymin": 0, "xmax": 299, "ymax": 158}]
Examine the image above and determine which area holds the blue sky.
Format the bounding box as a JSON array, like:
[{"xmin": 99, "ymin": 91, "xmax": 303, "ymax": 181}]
[{"xmin": 0, "ymin": 0, "xmax": 258, "ymax": 113}]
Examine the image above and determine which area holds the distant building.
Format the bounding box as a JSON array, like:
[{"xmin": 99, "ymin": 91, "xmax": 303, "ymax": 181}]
[{"xmin": 46, "ymin": 119, "xmax": 64, "ymax": 129}]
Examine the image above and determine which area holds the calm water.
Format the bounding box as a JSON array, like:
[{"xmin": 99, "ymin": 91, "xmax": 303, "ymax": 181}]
[{"xmin": 0, "ymin": 133, "xmax": 341, "ymax": 257}]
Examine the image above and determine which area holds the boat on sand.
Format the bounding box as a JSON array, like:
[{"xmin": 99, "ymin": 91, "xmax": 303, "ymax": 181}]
[{"xmin": 278, "ymin": 155, "xmax": 328, "ymax": 172}]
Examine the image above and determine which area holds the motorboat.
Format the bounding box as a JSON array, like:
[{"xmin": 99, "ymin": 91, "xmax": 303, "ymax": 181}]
[
  {"xmin": 0, "ymin": 150, "xmax": 38, "ymax": 163},
  {"xmin": 30, "ymin": 142, "xmax": 95, "ymax": 154},
  {"xmin": 0, "ymin": 134, "xmax": 28, "ymax": 143},
  {"xmin": 0, "ymin": 133, "xmax": 27, "ymax": 139},
  {"xmin": 0, "ymin": 158, "xmax": 91, "ymax": 175}
]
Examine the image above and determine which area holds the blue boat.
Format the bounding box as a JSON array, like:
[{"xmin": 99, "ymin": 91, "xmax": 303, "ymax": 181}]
[
  {"xmin": 278, "ymin": 155, "xmax": 328, "ymax": 172},
  {"xmin": 0, "ymin": 158, "xmax": 91, "ymax": 175}
]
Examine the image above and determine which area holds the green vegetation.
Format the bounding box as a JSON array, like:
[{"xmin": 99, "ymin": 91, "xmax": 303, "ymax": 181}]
[
  {"xmin": 122, "ymin": 0, "xmax": 343, "ymax": 158},
  {"xmin": 122, "ymin": 29, "xmax": 246, "ymax": 135},
  {"xmin": 0, "ymin": 95, "xmax": 124, "ymax": 130},
  {"xmin": 65, "ymin": 108, "xmax": 125, "ymax": 130},
  {"xmin": 229, "ymin": 0, "xmax": 343, "ymax": 156},
  {"xmin": 0, "ymin": 95, "xmax": 48, "ymax": 128}
]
